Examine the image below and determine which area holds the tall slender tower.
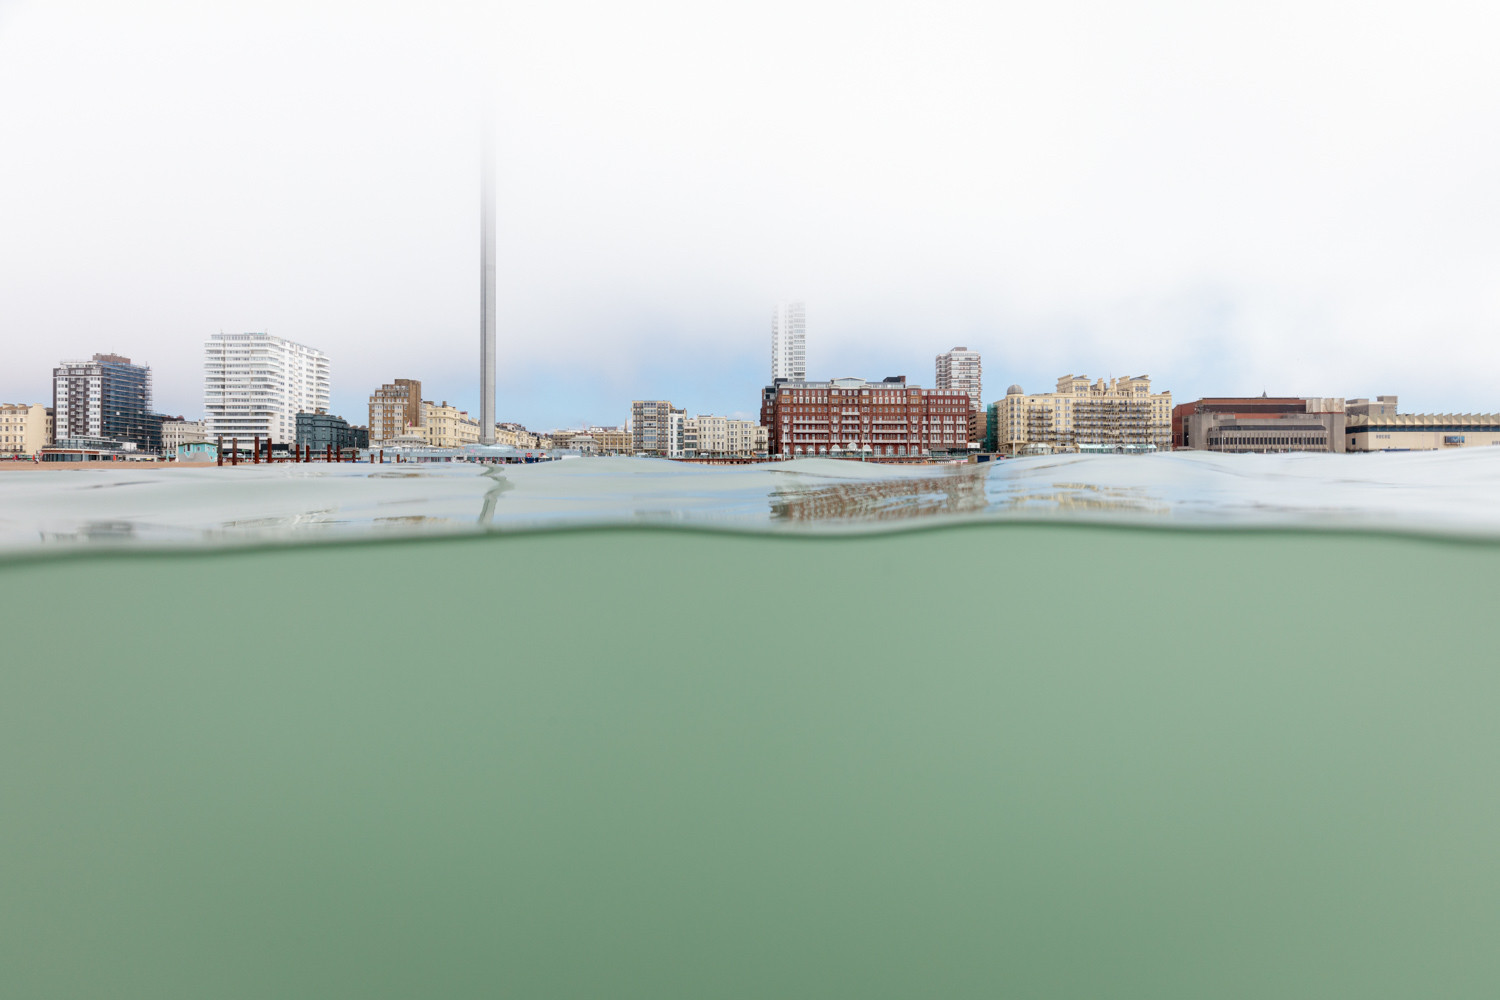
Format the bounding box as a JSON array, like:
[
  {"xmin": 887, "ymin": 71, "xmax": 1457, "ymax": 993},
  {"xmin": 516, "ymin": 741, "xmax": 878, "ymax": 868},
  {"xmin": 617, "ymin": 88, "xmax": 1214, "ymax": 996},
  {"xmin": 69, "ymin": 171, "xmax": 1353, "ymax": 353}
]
[
  {"xmin": 771, "ymin": 302, "xmax": 806, "ymax": 382},
  {"xmin": 479, "ymin": 116, "xmax": 497, "ymax": 444}
]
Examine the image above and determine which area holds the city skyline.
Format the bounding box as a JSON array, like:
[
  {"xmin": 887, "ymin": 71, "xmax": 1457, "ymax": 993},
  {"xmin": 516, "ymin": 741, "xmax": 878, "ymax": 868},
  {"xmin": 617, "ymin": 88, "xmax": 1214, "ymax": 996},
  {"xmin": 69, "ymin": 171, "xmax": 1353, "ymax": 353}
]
[
  {"xmin": 4, "ymin": 3, "xmax": 1499, "ymax": 427},
  {"xmin": 6, "ymin": 320, "xmax": 1470, "ymax": 438}
]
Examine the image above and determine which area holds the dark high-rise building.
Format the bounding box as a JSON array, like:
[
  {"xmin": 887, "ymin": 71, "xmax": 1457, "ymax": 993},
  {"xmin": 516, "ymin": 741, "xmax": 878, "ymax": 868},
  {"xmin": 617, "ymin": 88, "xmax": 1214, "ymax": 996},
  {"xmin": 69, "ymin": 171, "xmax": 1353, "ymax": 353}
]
[{"xmin": 52, "ymin": 353, "xmax": 160, "ymax": 453}]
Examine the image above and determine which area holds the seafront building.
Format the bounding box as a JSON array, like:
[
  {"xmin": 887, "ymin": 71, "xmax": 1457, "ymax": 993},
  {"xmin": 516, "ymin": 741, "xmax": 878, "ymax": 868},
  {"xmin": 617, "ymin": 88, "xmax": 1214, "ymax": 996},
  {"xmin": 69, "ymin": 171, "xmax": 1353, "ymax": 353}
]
[
  {"xmin": 549, "ymin": 426, "xmax": 632, "ymax": 454},
  {"xmin": 683, "ymin": 415, "xmax": 768, "ymax": 458},
  {"xmin": 986, "ymin": 375, "xmax": 1172, "ymax": 455},
  {"xmin": 592, "ymin": 426, "xmax": 632, "ymax": 454},
  {"xmin": 368, "ymin": 379, "xmax": 423, "ymax": 445},
  {"xmin": 1173, "ymin": 396, "xmax": 1346, "ymax": 453},
  {"xmin": 204, "ymin": 333, "xmax": 329, "ymax": 448},
  {"xmin": 771, "ymin": 302, "xmax": 807, "ymax": 382},
  {"xmin": 160, "ymin": 417, "xmax": 208, "ymax": 456},
  {"xmin": 422, "ymin": 402, "xmax": 480, "ymax": 448},
  {"xmin": 935, "ymin": 347, "xmax": 982, "ymax": 412},
  {"xmin": 295, "ymin": 411, "xmax": 368, "ymax": 453},
  {"xmin": 54, "ymin": 354, "xmax": 159, "ymax": 453},
  {"xmin": 0, "ymin": 403, "xmax": 52, "ymax": 457},
  {"xmin": 631, "ymin": 400, "xmax": 685, "ymax": 456},
  {"xmin": 760, "ymin": 376, "xmax": 973, "ymax": 457},
  {"xmin": 494, "ymin": 422, "xmax": 545, "ymax": 450},
  {"xmin": 968, "ymin": 407, "xmax": 988, "ymax": 448},
  {"xmin": 1345, "ymin": 396, "xmax": 1500, "ymax": 451},
  {"xmin": 548, "ymin": 428, "xmax": 597, "ymax": 453}
]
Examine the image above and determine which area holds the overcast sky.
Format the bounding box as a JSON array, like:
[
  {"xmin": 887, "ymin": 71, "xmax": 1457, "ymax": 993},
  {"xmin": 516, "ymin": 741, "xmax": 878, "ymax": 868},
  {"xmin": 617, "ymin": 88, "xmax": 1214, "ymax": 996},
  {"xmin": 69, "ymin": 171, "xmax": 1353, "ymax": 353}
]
[{"xmin": 2, "ymin": 0, "xmax": 1497, "ymax": 427}]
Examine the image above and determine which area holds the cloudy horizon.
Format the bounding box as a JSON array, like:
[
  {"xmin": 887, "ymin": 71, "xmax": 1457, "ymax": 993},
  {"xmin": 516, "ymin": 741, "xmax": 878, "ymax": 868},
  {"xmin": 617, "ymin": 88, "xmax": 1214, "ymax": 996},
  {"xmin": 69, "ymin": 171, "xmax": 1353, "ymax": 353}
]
[{"xmin": 3, "ymin": 0, "xmax": 1498, "ymax": 429}]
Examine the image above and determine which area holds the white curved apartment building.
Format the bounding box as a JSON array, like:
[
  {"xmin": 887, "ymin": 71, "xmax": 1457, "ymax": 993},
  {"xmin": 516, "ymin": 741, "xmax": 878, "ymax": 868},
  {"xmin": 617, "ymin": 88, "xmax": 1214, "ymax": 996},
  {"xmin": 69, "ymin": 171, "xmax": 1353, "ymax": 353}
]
[{"xmin": 204, "ymin": 332, "xmax": 329, "ymax": 446}]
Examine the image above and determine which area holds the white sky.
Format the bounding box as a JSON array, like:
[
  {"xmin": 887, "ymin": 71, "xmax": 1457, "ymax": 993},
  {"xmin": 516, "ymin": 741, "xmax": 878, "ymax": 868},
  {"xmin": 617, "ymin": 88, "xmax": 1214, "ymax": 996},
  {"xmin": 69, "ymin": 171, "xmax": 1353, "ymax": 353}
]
[{"xmin": 2, "ymin": 0, "xmax": 1497, "ymax": 426}]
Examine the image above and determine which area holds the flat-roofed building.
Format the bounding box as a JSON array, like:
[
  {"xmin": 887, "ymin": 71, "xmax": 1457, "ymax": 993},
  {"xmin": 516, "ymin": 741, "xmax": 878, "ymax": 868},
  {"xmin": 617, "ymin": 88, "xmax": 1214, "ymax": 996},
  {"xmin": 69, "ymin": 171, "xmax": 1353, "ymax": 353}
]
[
  {"xmin": 771, "ymin": 302, "xmax": 806, "ymax": 382},
  {"xmin": 204, "ymin": 334, "xmax": 328, "ymax": 449},
  {"xmin": 160, "ymin": 417, "xmax": 207, "ymax": 457},
  {"xmin": 368, "ymin": 379, "xmax": 423, "ymax": 445},
  {"xmin": 631, "ymin": 400, "xmax": 685, "ymax": 456},
  {"xmin": 1345, "ymin": 396, "xmax": 1500, "ymax": 451},
  {"xmin": 296, "ymin": 411, "xmax": 368, "ymax": 452},
  {"xmin": 1173, "ymin": 396, "xmax": 1346, "ymax": 453},
  {"xmin": 969, "ymin": 406, "xmax": 987, "ymax": 448},
  {"xmin": 1, "ymin": 403, "xmax": 53, "ymax": 457},
  {"xmin": 683, "ymin": 415, "xmax": 768, "ymax": 457},
  {"xmin": 935, "ymin": 347, "xmax": 982, "ymax": 413},
  {"xmin": 986, "ymin": 375, "xmax": 1172, "ymax": 455},
  {"xmin": 548, "ymin": 426, "xmax": 634, "ymax": 455},
  {"xmin": 592, "ymin": 426, "xmax": 632, "ymax": 454},
  {"xmin": 55, "ymin": 353, "xmax": 159, "ymax": 453},
  {"xmin": 761, "ymin": 376, "xmax": 973, "ymax": 458},
  {"xmin": 550, "ymin": 430, "xmax": 597, "ymax": 453}
]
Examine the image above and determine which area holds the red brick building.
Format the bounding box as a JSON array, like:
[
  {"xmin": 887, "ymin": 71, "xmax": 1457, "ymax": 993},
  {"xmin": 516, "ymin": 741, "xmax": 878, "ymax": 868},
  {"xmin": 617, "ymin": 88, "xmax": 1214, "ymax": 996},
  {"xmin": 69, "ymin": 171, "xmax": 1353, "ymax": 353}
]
[{"xmin": 760, "ymin": 376, "xmax": 974, "ymax": 458}]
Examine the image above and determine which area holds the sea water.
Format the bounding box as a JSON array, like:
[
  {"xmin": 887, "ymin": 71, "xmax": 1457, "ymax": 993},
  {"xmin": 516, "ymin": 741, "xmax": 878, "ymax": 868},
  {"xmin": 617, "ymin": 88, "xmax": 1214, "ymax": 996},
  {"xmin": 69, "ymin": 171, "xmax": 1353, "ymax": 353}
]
[{"xmin": 2, "ymin": 453, "xmax": 1498, "ymax": 998}]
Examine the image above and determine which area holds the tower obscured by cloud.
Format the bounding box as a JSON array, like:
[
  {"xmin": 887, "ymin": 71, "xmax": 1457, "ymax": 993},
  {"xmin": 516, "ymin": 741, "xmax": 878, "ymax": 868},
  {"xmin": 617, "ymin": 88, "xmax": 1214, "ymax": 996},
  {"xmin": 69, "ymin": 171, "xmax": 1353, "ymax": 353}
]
[{"xmin": 771, "ymin": 302, "xmax": 806, "ymax": 382}]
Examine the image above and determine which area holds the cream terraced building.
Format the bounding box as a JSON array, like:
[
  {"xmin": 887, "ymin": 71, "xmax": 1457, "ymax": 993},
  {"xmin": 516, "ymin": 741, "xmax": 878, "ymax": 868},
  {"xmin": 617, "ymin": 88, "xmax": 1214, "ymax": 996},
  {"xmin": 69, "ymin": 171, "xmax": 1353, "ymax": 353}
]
[
  {"xmin": 423, "ymin": 402, "xmax": 480, "ymax": 448},
  {"xmin": 160, "ymin": 418, "xmax": 208, "ymax": 456},
  {"xmin": 494, "ymin": 423, "xmax": 543, "ymax": 449},
  {"xmin": 988, "ymin": 375, "xmax": 1172, "ymax": 455},
  {"xmin": 0, "ymin": 403, "xmax": 52, "ymax": 457},
  {"xmin": 684, "ymin": 415, "xmax": 768, "ymax": 458},
  {"xmin": 548, "ymin": 426, "xmax": 632, "ymax": 454}
]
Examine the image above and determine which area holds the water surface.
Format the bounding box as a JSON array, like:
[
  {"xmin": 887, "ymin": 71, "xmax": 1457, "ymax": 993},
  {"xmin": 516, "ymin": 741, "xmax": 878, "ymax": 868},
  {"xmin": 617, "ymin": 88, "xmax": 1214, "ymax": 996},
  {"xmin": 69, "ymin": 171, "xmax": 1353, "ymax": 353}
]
[{"xmin": 3, "ymin": 455, "xmax": 1499, "ymax": 997}]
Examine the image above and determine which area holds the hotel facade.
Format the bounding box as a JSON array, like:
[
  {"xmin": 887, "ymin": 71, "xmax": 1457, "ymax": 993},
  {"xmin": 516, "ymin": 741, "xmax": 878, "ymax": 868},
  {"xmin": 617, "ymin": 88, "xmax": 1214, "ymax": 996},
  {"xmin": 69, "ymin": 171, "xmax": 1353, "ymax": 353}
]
[
  {"xmin": 683, "ymin": 415, "xmax": 768, "ymax": 458},
  {"xmin": 760, "ymin": 376, "xmax": 973, "ymax": 457},
  {"xmin": 986, "ymin": 375, "xmax": 1172, "ymax": 455}
]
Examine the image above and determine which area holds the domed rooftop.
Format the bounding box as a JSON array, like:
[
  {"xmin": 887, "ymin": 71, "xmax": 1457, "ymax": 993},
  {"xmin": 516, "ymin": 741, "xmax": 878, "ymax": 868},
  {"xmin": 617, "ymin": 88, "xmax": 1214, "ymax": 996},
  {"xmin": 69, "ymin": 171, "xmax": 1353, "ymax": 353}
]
[{"xmin": 1006, "ymin": 384, "xmax": 1024, "ymax": 395}]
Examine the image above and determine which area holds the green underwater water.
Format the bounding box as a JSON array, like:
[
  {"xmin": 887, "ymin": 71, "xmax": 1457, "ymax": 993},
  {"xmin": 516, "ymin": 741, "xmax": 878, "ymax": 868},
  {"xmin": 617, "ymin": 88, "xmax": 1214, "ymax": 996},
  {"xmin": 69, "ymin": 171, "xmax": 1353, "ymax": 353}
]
[{"xmin": 2, "ymin": 523, "xmax": 1499, "ymax": 998}]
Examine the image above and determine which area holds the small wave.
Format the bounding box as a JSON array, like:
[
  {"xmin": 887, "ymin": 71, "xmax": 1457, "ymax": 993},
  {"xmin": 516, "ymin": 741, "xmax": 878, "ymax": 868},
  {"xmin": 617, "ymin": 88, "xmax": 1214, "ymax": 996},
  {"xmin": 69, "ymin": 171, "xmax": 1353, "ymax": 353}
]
[{"xmin": 1, "ymin": 450, "xmax": 1498, "ymax": 553}]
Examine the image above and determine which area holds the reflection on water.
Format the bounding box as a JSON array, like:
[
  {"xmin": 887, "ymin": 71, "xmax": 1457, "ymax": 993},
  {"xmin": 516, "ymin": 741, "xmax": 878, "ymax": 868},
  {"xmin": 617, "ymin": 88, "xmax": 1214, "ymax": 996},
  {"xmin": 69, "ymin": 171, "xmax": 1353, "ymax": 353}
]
[
  {"xmin": 988, "ymin": 481, "xmax": 1171, "ymax": 518},
  {"xmin": 4, "ymin": 451, "xmax": 1500, "ymax": 553},
  {"xmin": 39, "ymin": 520, "xmax": 138, "ymax": 543},
  {"xmin": 221, "ymin": 510, "xmax": 337, "ymax": 530},
  {"xmin": 477, "ymin": 468, "xmax": 513, "ymax": 527},
  {"xmin": 772, "ymin": 467, "xmax": 988, "ymax": 523}
]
